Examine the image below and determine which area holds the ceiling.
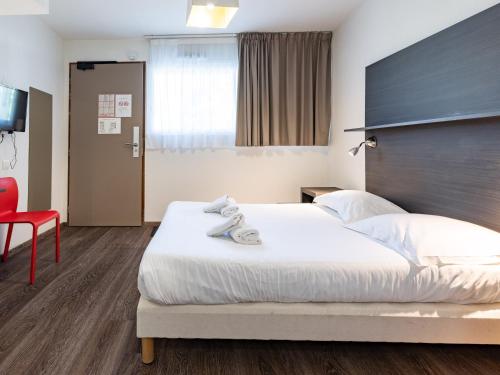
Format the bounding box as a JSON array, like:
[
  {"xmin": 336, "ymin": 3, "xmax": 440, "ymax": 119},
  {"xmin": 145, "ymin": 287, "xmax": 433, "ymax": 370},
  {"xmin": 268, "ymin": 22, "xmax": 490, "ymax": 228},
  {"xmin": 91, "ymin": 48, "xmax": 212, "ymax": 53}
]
[{"xmin": 39, "ymin": 0, "xmax": 364, "ymax": 40}]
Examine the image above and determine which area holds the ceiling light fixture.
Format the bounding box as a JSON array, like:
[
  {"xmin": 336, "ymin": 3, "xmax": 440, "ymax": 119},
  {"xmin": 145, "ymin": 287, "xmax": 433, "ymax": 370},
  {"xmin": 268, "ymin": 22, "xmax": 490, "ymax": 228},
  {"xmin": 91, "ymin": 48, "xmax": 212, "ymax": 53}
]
[
  {"xmin": 187, "ymin": 0, "xmax": 239, "ymax": 29},
  {"xmin": 348, "ymin": 136, "xmax": 377, "ymax": 157},
  {"xmin": 0, "ymin": 0, "xmax": 49, "ymax": 15}
]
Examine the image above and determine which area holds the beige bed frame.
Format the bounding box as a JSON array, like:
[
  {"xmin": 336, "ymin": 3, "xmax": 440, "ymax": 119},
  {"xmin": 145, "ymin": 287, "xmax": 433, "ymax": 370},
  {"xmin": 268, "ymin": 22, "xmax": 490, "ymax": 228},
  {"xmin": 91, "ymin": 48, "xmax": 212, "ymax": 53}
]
[{"xmin": 137, "ymin": 297, "xmax": 500, "ymax": 364}]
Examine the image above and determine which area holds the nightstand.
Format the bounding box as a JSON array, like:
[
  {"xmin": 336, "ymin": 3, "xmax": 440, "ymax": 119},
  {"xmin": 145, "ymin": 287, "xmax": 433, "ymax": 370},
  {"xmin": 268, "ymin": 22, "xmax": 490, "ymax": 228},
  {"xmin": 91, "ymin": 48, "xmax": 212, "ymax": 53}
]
[{"xmin": 301, "ymin": 187, "xmax": 342, "ymax": 203}]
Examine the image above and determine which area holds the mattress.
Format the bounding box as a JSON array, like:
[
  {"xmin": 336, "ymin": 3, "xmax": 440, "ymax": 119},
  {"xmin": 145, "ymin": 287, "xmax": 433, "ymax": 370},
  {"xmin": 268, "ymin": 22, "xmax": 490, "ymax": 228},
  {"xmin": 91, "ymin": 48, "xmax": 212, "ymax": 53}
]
[{"xmin": 138, "ymin": 202, "xmax": 500, "ymax": 305}]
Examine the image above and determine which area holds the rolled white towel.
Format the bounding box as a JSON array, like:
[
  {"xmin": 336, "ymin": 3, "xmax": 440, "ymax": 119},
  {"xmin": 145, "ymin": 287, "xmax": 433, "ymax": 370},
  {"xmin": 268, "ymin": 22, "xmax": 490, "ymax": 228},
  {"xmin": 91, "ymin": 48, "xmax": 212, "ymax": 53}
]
[
  {"xmin": 203, "ymin": 194, "xmax": 229, "ymax": 213},
  {"xmin": 229, "ymin": 225, "xmax": 262, "ymax": 245},
  {"xmin": 220, "ymin": 204, "xmax": 239, "ymax": 217},
  {"xmin": 207, "ymin": 213, "xmax": 245, "ymax": 237},
  {"xmin": 203, "ymin": 195, "xmax": 236, "ymax": 214}
]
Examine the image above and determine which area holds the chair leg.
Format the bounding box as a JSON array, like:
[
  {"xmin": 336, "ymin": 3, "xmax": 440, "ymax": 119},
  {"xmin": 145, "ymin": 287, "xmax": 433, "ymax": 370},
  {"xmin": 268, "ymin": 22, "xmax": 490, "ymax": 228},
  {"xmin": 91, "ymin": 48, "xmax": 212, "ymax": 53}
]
[
  {"xmin": 2, "ymin": 223, "xmax": 14, "ymax": 262},
  {"xmin": 30, "ymin": 225, "xmax": 38, "ymax": 285},
  {"xmin": 55, "ymin": 216, "xmax": 60, "ymax": 263}
]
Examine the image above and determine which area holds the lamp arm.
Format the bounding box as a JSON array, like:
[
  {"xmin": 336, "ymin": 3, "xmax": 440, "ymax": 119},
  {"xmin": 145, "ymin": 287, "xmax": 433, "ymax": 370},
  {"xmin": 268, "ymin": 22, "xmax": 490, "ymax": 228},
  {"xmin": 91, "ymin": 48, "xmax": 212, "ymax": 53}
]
[{"xmin": 357, "ymin": 141, "xmax": 367, "ymax": 148}]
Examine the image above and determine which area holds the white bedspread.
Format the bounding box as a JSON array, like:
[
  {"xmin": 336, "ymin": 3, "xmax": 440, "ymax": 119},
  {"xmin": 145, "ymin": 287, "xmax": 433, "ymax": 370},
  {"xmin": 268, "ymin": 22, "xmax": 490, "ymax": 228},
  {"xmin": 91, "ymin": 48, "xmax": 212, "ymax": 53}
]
[{"xmin": 138, "ymin": 202, "xmax": 500, "ymax": 305}]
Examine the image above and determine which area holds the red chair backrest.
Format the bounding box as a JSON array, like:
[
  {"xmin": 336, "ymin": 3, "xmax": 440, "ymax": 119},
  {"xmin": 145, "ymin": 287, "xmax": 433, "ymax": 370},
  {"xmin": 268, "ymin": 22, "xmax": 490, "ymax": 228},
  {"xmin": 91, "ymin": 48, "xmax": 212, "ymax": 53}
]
[{"xmin": 0, "ymin": 177, "xmax": 19, "ymax": 216}]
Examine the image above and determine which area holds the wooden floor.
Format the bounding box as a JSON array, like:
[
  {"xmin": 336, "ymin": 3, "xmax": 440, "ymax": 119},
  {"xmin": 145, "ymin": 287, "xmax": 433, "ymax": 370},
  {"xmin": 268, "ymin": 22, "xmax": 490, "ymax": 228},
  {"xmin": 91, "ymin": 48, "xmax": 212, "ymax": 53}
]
[{"xmin": 0, "ymin": 225, "xmax": 499, "ymax": 375}]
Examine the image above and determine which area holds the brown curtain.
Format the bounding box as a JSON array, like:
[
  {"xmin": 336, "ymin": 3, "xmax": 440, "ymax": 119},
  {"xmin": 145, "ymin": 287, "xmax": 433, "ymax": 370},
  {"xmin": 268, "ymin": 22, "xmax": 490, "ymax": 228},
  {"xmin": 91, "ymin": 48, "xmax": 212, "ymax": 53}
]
[{"xmin": 236, "ymin": 32, "xmax": 332, "ymax": 146}]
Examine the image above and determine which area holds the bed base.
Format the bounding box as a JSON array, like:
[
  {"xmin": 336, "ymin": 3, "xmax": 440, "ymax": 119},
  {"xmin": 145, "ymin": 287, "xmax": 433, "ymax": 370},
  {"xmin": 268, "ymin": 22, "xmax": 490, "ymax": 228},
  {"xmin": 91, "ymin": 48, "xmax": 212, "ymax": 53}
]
[{"xmin": 137, "ymin": 297, "xmax": 500, "ymax": 364}]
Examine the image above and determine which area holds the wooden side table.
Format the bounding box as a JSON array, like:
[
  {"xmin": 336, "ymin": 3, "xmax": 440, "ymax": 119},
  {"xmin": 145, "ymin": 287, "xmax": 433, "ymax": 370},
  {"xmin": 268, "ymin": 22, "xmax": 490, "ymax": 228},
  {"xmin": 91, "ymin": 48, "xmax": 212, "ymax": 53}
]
[{"xmin": 300, "ymin": 187, "xmax": 342, "ymax": 203}]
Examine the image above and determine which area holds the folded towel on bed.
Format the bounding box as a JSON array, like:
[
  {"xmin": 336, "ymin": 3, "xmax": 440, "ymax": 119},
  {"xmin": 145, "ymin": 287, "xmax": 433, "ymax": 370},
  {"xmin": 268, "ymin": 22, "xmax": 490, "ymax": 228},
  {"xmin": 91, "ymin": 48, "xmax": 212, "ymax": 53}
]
[
  {"xmin": 203, "ymin": 195, "xmax": 237, "ymax": 214},
  {"xmin": 207, "ymin": 213, "xmax": 245, "ymax": 237},
  {"xmin": 220, "ymin": 204, "xmax": 239, "ymax": 217},
  {"xmin": 229, "ymin": 225, "xmax": 262, "ymax": 245}
]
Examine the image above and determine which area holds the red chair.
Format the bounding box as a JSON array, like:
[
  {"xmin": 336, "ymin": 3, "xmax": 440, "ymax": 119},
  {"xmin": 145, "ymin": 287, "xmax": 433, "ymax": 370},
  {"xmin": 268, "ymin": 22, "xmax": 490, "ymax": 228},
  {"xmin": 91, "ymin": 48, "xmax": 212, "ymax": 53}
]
[{"xmin": 0, "ymin": 177, "xmax": 60, "ymax": 284}]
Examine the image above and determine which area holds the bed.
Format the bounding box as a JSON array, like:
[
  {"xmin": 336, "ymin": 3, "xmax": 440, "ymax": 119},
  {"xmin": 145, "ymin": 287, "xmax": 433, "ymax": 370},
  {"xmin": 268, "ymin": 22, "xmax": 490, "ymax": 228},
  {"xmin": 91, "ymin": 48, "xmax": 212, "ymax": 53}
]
[
  {"xmin": 137, "ymin": 201, "xmax": 500, "ymax": 364},
  {"xmin": 137, "ymin": 6, "xmax": 500, "ymax": 362}
]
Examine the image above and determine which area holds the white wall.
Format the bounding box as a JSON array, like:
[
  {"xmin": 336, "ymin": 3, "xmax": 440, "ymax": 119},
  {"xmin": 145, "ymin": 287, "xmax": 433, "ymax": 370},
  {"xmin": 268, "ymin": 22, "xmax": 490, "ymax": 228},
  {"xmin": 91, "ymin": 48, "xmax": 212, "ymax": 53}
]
[
  {"xmin": 329, "ymin": 0, "xmax": 500, "ymax": 189},
  {"xmin": 0, "ymin": 16, "xmax": 65, "ymax": 248},
  {"xmin": 63, "ymin": 39, "xmax": 331, "ymax": 221}
]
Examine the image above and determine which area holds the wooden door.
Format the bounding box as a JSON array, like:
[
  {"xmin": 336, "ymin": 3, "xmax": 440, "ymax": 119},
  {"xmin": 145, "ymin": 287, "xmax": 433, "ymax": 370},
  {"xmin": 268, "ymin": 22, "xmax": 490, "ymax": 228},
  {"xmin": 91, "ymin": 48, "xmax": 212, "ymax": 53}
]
[
  {"xmin": 68, "ymin": 62, "xmax": 144, "ymax": 226},
  {"xmin": 28, "ymin": 87, "xmax": 52, "ymax": 211}
]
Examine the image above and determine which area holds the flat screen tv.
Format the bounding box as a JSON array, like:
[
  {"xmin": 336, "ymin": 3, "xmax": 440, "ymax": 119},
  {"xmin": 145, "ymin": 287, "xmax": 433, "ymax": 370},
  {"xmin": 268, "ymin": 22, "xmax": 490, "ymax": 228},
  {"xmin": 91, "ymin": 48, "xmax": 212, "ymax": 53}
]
[{"xmin": 0, "ymin": 84, "xmax": 28, "ymax": 132}]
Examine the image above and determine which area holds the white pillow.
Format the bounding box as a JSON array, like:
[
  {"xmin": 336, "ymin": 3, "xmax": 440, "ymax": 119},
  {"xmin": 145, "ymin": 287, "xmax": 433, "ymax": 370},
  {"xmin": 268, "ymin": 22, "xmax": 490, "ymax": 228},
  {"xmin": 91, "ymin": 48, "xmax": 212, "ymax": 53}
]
[
  {"xmin": 313, "ymin": 190, "xmax": 407, "ymax": 224},
  {"xmin": 345, "ymin": 214, "xmax": 500, "ymax": 266}
]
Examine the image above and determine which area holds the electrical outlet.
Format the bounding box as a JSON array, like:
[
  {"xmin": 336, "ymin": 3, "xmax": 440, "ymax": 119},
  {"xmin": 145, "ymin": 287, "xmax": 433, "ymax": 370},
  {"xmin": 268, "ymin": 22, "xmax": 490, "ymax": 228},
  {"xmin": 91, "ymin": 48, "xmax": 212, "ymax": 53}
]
[{"xmin": 2, "ymin": 160, "xmax": 10, "ymax": 170}]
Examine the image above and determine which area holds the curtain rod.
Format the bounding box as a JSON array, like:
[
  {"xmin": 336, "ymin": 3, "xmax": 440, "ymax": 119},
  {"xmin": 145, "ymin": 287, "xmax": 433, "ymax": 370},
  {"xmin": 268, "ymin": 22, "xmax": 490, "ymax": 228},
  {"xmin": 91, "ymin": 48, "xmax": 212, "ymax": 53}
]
[{"xmin": 144, "ymin": 33, "xmax": 237, "ymax": 40}]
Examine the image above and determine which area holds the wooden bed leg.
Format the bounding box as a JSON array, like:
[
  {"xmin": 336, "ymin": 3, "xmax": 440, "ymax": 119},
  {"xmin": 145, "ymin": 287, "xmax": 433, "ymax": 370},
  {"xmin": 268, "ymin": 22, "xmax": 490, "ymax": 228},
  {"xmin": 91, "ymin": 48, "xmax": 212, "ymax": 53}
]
[{"xmin": 141, "ymin": 338, "xmax": 154, "ymax": 364}]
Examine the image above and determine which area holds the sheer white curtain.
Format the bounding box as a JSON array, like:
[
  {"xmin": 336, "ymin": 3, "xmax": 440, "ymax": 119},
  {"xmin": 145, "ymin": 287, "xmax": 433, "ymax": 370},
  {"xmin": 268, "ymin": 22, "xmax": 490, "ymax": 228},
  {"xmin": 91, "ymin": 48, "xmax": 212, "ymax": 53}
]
[{"xmin": 146, "ymin": 37, "xmax": 238, "ymax": 150}]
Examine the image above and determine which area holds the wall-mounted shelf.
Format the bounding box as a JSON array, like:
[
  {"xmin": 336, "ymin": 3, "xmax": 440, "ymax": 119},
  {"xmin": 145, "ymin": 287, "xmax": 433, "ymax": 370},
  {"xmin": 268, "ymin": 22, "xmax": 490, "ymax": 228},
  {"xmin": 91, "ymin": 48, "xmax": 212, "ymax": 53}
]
[{"xmin": 344, "ymin": 111, "xmax": 500, "ymax": 132}]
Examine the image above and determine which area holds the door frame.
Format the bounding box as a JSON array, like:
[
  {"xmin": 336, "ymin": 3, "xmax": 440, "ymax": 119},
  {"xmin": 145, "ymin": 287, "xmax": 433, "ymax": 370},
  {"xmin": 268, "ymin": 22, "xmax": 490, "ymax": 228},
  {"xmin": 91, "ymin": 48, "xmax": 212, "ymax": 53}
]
[{"xmin": 67, "ymin": 61, "xmax": 146, "ymax": 225}]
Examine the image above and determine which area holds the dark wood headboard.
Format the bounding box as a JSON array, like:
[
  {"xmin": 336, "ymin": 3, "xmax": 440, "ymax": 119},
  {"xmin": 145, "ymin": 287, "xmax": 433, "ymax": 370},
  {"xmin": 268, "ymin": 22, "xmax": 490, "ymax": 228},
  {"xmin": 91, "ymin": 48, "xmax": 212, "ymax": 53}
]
[
  {"xmin": 366, "ymin": 119, "xmax": 500, "ymax": 232},
  {"xmin": 362, "ymin": 4, "xmax": 500, "ymax": 232},
  {"xmin": 365, "ymin": 3, "xmax": 500, "ymax": 128}
]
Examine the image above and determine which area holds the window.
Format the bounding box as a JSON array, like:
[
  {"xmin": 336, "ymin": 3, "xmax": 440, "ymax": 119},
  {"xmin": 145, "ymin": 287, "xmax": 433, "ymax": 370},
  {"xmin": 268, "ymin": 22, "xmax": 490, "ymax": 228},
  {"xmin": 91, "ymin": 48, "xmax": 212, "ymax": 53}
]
[{"xmin": 146, "ymin": 38, "xmax": 238, "ymax": 150}]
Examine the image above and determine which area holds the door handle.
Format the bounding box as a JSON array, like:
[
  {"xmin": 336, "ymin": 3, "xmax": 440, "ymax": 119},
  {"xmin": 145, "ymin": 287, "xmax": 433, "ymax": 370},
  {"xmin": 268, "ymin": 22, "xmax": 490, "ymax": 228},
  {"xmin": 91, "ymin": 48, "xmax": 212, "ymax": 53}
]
[{"xmin": 127, "ymin": 127, "xmax": 140, "ymax": 158}]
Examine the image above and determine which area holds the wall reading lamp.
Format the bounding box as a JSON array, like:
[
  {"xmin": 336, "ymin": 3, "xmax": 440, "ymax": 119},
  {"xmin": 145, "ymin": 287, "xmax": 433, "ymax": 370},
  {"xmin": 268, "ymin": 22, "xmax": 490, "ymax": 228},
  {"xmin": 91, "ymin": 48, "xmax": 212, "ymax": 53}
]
[{"xmin": 348, "ymin": 136, "xmax": 377, "ymax": 157}]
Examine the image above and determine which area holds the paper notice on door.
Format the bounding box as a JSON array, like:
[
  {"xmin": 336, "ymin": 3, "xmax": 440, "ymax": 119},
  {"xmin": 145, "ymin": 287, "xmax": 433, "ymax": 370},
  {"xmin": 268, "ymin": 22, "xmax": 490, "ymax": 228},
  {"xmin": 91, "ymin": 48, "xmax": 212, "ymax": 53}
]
[
  {"xmin": 115, "ymin": 94, "xmax": 132, "ymax": 118},
  {"xmin": 98, "ymin": 94, "xmax": 115, "ymax": 117},
  {"xmin": 98, "ymin": 118, "xmax": 121, "ymax": 134}
]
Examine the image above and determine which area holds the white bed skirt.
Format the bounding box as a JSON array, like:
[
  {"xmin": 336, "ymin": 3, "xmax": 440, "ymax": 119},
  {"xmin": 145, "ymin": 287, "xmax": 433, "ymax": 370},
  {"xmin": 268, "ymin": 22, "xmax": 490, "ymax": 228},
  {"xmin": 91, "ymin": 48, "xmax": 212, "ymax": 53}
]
[{"xmin": 137, "ymin": 297, "xmax": 500, "ymax": 344}]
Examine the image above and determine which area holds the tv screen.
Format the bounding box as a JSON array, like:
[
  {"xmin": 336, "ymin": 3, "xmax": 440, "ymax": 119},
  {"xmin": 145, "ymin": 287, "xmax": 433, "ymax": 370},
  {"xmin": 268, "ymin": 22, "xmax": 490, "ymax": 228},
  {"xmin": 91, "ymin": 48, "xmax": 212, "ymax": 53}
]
[{"xmin": 0, "ymin": 84, "xmax": 28, "ymax": 132}]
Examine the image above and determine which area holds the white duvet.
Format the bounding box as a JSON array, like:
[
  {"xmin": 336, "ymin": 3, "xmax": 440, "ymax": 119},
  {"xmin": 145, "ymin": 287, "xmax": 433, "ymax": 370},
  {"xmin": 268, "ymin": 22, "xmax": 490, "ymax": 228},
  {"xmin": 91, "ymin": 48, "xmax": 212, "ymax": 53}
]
[{"xmin": 138, "ymin": 202, "xmax": 500, "ymax": 305}]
